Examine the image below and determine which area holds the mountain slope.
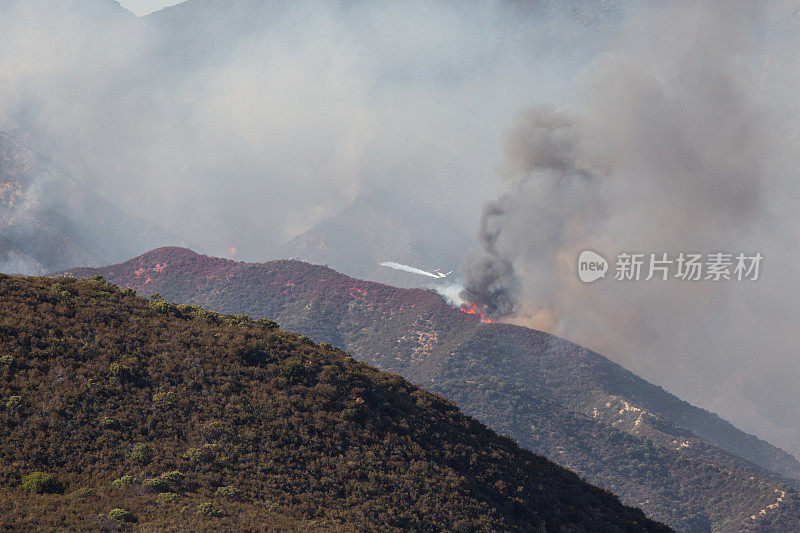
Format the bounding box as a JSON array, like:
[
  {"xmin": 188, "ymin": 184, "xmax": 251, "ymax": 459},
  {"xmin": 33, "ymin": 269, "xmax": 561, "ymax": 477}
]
[
  {"xmin": 0, "ymin": 132, "xmax": 185, "ymax": 274},
  {"xmin": 59, "ymin": 247, "xmax": 800, "ymax": 531},
  {"xmin": 0, "ymin": 274, "xmax": 668, "ymax": 531}
]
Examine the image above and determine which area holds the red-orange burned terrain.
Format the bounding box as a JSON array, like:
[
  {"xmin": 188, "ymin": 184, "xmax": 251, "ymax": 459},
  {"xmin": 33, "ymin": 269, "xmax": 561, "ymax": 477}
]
[
  {"xmin": 59, "ymin": 246, "xmax": 800, "ymax": 532},
  {"xmin": 61, "ymin": 247, "xmax": 494, "ymax": 338}
]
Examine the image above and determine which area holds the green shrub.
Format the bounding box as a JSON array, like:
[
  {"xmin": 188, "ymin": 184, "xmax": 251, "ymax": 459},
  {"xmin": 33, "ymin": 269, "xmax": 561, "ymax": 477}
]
[
  {"xmin": 280, "ymin": 360, "xmax": 305, "ymax": 378},
  {"xmin": 341, "ymin": 407, "xmax": 362, "ymax": 421},
  {"xmin": 184, "ymin": 443, "xmax": 221, "ymax": 463},
  {"xmin": 20, "ymin": 472, "xmax": 64, "ymax": 494},
  {"xmin": 214, "ymin": 485, "xmax": 242, "ymax": 500},
  {"xmin": 6, "ymin": 395, "xmax": 21, "ymax": 409},
  {"xmin": 158, "ymin": 491, "xmax": 180, "ymax": 503},
  {"xmin": 194, "ymin": 308, "xmax": 220, "ymax": 322},
  {"xmin": 175, "ymin": 305, "xmax": 222, "ymax": 323},
  {"xmin": 0, "ymin": 354, "xmax": 14, "ymax": 365},
  {"xmin": 111, "ymin": 475, "xmax": 136, "ymax": 489},
  {"xmin": 144, "ymin": 471, "xmax": 184, "ymax": 493},
  {"xmin": 176, "ymin": 304, "xmax": 205, "ymax": 317},
  {"xmin": 149, "ymin": 300, "xmax": 177, "ymax": 315},
  {"xmin": 109, "ymin": 362, "xmax": 131, "ymax": 381},
  {"xmin": 88, "ymin": 275, "xmax": 106, "ymax": 284},
  {"xmin": 51, "ymin": 282, "xmax": 72, "ymax": 298},
  {"xmin": 202, "ymin": 421, "xmax": 227, "ymax": 441},
  {"xmin": 256, "ymin": 318, "xmax": 279, "ymax": 330},
  {"xmin": 224, "ymin": 314, "xmax": 251, "ymax": 327},
  {"xmin": 68, "ymin": 487, "xmax": 97, "ymax": 500},
  {"xmin": 99, "ymin": 416, "xmax": 119, "ymax": 429},
  {"xmin": 152, "ymin": 391, "xmax": 177, "ymax": 408},
  {"xmin": 160, "ymin": 470, "xmax": 185, "ymax": 486},
  {"xmin": 107, "ymin": 508, "xmax": 137, "ymax": 523},
  {"xmin": 197, "ymin": 502, "xmax": 223, "ymax": 517},
  {"xmin": 341, "ymin": 400, "xmax": 367, "ymax": 422},
  {"xmin": 142, "ymin": 476, "xmax": 170, "ymax": 493},
  {"xmin": 121, "ymin": 287, "xmax": 136, "ymax": 297},
  {"xmin": 130, "ymin": 444, "xmax": 153, "ymax": 465}
]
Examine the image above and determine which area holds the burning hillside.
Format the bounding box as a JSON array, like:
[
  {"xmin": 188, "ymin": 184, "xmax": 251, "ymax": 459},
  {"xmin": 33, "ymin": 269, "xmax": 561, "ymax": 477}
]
[{"xmin": 460, "ymin": 302, "xmax": 497, "ymax": 323}]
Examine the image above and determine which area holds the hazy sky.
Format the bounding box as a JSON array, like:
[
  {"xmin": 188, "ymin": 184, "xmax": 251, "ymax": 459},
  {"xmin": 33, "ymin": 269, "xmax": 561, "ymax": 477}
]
[
  {"xmin": 118, "ymin": 0, "xmax": 182, "ymax": 16},
  {"xmin": 4, "ymin": 0, "xmax": 800, "ymax": 459}
]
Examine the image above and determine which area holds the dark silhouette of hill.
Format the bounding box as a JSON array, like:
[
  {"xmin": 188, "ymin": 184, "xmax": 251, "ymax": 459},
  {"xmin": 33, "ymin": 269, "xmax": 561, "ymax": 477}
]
[
  {"xmin": 59, "ymin": 247, "xmax": 800, "ymax": 531},
  {"xmin": 0, "ymin": 273, "xmax": 669, "ymax": 531}
]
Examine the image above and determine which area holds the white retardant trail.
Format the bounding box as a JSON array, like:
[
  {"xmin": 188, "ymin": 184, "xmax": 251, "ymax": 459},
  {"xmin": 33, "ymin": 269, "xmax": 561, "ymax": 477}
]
[{"xmin": 379, "ymin": 261, "xmax": 440, "ymax": 278}]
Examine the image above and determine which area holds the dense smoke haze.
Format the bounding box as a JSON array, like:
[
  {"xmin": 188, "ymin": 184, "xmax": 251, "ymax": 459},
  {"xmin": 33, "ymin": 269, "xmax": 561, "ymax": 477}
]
[
  {"xmin": 463, "ymin": 1, "xmax": 800, "ymax": 456},
  {"xmin": 3, "ymin": 0, "xmax": 800, "ymax": 458},
  {"xmin": 0, "ymin": 0, "xmax": 609, "ymax": 263}
]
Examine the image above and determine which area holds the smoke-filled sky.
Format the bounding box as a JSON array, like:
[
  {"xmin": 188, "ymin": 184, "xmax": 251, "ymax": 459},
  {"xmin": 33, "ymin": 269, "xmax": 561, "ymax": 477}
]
[
  {"xmin": 119, "ymin": 0, "xmax": 181, "ymax": 16},
  {"xmin": 462, "ymin": 1, "xmax": 800, "ymax": 455},
  {"xmin": 3, "ymin": 0, "xmax": 800, "ymax": 456},
  {"xmin": 1, "ymin": 0, "xmax": 606, "ymax": 260}
]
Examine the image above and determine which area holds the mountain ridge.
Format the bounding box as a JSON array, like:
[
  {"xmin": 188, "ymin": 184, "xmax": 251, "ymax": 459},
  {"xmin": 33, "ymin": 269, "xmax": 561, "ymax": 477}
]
[
  {"xmin": 57, "ymin": 246, "xmax": 800, "ymax": 531},
  {"xmin": 60, "ymin": 247, "xmax": 800, "ymax": 476}
]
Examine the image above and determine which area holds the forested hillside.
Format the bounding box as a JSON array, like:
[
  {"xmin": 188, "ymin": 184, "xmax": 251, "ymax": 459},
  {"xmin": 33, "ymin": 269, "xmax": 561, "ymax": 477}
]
[{"xmin": 0, "ymin": 273, "xmax": 667, "ymax": 531}]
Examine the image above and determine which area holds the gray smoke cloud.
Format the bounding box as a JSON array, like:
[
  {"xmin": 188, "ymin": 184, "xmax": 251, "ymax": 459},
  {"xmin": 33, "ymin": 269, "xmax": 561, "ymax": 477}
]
[
  {"xmin": 0, "ymin": 0, "xmax": 610, "ymax": 264},
  {"xmin": 463, "ymin": 2, "xmax": 800, "ymax": 456},
  {"xmin": 461, "ymin": 106, "xmax": 597, "ymax": 318}
]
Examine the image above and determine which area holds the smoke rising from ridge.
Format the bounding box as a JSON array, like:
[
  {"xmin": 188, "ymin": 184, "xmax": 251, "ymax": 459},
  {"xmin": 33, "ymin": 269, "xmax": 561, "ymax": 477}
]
[
  {"xmin": 461, "ymin": 106, "xmax": 597, "ymax": 318},
  {"xmin": 462, "ymin": 2, "xmax": 800, "ymax": 455}
]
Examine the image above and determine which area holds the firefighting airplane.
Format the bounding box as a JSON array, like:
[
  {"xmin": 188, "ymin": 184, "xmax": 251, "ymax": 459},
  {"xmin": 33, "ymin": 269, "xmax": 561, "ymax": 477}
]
[{"xmin": 379, "ymin": 261, "xmax": 453, "ymax": 279}]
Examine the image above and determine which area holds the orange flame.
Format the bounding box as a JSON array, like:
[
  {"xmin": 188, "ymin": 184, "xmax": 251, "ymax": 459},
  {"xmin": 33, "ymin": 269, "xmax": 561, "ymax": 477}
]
[{"xmin": 461, "ymin": 302, "xmax": 496, "ymax": 323}]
